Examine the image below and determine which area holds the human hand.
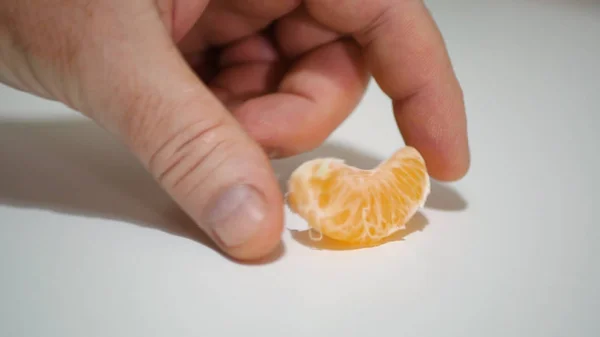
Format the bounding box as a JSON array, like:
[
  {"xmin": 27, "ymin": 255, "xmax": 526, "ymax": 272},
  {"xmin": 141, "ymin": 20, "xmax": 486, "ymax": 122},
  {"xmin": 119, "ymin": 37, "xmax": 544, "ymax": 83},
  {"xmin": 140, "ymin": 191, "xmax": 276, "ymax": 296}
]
[{"xmin": 0, "ymin": 0, "xmax": 469, "ymax": 260}]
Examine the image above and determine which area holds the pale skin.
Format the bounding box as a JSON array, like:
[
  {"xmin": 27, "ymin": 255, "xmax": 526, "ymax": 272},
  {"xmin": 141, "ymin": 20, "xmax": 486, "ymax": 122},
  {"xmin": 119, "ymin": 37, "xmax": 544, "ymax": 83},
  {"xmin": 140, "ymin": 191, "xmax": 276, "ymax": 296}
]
[{"xmin": 0, "ymin": 0, "xmax": 470, "ymax": 261}]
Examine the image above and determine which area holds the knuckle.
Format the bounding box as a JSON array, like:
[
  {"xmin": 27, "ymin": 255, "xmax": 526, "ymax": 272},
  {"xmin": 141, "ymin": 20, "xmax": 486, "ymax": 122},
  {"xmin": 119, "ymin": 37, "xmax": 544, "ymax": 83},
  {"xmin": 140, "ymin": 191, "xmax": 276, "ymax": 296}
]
[
  {"xmin": 235, "ymin": 0, "xmax": 300, "ymax": 19},
  {"xmin": 354, "ymin": 3, "xmax": 393, "ymax": 46},
  {"xmin": 305, "ymin": 0, "xmax": 392, "ymax": 33},
  {"xmin": 145, "ymin": 113, "xmax": 239, "ymax": 195},
  {"xmin": 119, "ymin": 88, "xmax": 168, "ymax": 154}
]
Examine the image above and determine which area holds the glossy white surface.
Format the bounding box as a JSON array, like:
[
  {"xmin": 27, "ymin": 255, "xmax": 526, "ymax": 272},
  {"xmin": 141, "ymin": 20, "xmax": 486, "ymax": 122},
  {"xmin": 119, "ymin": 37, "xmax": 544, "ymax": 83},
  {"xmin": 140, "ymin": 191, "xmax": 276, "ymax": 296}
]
[{"xmin": 1, "ymin": 1, "xmax": 598, "ymax": 336}]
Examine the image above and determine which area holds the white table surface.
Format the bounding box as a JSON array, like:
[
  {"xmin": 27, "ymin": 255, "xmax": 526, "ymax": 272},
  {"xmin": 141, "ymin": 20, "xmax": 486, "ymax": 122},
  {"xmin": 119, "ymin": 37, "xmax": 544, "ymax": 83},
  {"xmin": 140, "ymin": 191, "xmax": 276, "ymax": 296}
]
[{"xmin": 1, "ymin": 1, "xmax": 599, "ymax": 336}]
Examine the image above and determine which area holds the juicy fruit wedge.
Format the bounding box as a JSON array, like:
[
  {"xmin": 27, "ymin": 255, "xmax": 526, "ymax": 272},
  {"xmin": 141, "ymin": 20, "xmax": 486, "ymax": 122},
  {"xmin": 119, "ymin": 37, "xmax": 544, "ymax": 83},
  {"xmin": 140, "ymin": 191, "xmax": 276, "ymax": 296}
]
[{"xmin": 286, "ymin": 146, "xmax": 430, "ymax": 245}]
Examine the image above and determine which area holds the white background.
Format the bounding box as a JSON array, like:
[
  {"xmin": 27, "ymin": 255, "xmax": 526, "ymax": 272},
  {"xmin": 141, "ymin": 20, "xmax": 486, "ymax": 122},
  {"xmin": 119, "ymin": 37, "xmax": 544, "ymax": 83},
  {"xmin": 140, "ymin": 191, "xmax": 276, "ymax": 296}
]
[{"xmin": 1, "ymin": 1, "xmax": 598, "ymax": 336}]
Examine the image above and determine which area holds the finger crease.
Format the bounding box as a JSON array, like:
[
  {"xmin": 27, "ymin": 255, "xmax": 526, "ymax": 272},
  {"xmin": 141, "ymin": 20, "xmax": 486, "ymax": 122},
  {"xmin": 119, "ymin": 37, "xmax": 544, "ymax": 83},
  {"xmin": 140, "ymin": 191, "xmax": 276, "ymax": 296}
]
[
  {"xmin": 180, "ymin": 140, "xmax": 236, "ymax": 197},
  {"xmin": 354, "ymin": 7, "xmax": 391, "ymax": 48}
]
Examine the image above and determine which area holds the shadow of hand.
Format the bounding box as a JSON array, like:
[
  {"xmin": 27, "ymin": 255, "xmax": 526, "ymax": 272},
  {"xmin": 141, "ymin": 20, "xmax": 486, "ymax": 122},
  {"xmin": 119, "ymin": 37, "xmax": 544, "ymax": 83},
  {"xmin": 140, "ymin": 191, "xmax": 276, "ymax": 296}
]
[
  {"xmin": 0, "ymin": 118, "xmax": 215, "ymax": 249},
  {"xmin": 0, "ymin": 118, "xmax": 468, "ymax": 256}
]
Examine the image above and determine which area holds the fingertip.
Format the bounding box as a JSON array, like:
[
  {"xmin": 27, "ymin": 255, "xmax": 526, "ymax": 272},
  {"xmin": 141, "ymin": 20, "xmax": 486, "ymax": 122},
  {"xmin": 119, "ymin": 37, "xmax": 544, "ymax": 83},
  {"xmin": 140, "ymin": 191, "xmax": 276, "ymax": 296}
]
[
  {"xmin": 216, "ymin": 204, "xmax": 284, "ymax": 262},
  {"xmin": 426, "ymin": 153, "xmax": 470, "ymax": 182},
  {"xmin": 202, "ymin": 166, "xmax": 285, "ymax": 262},
  {"xmin": 224, "ymin": 185, "xmax": 285, "ymax": 261},
  {"xmin": 404, "ymin": 131, "xmax": 471, "ymax": 182},
  {"xmin": 393, "ymin": 68, "xmax": 470, "ymax": 183},
  {"xmin": 218, "ymin": 35, "xmax": 280, "ymax": 67},
  {"xmin": 224, "ymin": 217, "xmax": 285, "ymax": 261}
]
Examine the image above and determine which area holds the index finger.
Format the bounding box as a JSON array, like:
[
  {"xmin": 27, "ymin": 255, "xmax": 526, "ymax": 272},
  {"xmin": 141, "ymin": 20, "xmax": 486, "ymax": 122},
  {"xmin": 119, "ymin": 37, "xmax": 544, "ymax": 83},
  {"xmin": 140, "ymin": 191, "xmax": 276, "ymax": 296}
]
[{"xmin": 305, "ymin": 0, "xmax": 470, "ymax": 181}]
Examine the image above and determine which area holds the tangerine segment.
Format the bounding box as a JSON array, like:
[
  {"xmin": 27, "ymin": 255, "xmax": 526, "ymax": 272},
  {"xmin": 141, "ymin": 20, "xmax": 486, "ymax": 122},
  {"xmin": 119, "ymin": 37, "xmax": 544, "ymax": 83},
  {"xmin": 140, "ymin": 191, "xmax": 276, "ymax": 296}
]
[{"xmin": 286, "ymin": 146, "xmax": 430, "ymax": 245}]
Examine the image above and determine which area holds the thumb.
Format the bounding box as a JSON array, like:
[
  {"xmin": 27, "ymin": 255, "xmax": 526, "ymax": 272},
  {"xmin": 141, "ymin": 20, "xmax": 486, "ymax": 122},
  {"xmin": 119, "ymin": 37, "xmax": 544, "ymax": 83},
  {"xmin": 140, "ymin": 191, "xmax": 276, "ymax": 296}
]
[{"xmin": 78, "ymin": 8, "xmax": 283, "ymax": 260}]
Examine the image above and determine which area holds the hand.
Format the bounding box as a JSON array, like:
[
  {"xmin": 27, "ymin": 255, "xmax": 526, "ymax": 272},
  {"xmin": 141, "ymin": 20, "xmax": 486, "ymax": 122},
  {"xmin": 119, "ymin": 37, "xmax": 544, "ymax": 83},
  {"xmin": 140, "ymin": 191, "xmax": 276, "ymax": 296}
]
[{"xmin": 0, "ymin": 0, "xmax": 469, "ymax": 260}]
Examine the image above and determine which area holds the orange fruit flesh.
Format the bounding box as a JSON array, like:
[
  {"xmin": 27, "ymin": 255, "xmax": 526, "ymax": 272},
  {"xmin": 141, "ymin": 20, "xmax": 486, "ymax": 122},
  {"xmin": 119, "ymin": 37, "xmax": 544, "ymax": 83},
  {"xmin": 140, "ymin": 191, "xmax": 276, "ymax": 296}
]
[{"xmin": 286, "ymin": 146, "xmax": 430, "ymax": 245}]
